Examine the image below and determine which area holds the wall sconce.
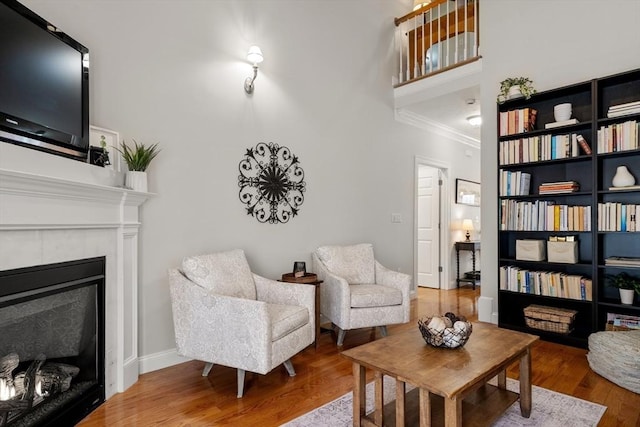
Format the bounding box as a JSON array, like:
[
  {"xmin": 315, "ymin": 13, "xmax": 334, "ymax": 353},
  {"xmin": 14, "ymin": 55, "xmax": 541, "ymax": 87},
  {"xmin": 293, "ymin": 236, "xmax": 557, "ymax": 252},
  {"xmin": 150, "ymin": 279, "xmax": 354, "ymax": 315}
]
[
  {"xmin": 462, "ymin": 219, "xmax": 474, "ymax": 241},
  {"xmin": 244, "ymin": 45, "xmax": 264, "ymax": 94},
  {"xmin": 466, "ymin": 115, "xmax": 482, "ymax": 127}
]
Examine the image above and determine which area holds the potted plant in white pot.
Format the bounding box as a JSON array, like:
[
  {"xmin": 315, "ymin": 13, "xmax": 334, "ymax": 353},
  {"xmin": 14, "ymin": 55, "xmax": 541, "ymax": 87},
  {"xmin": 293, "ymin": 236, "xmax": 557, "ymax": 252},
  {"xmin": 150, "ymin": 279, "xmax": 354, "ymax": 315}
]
[
  {"xmin": 608, "ymin": 272, "xmax": 640, "ymax": 305},
  {"xmin": 117, "ymin": 139, "xmax": 160, "ymax": 192},
  {"xmin": 497, "ymin": 77, "xmax": 536, "ymax": 104}
]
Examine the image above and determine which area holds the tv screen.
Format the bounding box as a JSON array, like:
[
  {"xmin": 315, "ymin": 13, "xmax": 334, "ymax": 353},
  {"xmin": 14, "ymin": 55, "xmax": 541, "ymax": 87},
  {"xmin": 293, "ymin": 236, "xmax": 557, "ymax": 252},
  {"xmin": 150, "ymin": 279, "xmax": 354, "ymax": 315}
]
[{"xmin": 0, "ymin": 0, "xmax": 89, "ymax": 160}]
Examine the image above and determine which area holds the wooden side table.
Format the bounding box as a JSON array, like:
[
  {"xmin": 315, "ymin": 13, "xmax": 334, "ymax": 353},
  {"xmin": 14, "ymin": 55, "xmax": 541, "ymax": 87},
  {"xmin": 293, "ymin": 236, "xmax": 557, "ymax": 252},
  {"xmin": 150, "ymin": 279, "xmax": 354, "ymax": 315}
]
[
  {"xmin": 280, "ymin": 273, "xmax": 323, "ymax": 350},
  {"xmin": 455, "ymin": 241, "xmax": 480, "ymax": 289}
]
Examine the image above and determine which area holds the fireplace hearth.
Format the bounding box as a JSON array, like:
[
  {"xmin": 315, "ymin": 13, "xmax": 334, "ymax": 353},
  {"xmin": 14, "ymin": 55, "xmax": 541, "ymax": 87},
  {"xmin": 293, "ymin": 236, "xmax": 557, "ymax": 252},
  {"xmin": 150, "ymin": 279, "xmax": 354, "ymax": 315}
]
[{"xmin": 0, "ymin": 258, "xmax": 105, "ymax": 426}]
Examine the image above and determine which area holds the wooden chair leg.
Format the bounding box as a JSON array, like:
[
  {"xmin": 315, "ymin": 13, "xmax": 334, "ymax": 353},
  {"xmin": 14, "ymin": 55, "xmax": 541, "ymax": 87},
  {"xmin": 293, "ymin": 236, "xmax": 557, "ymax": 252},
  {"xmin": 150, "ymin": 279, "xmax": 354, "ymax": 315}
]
[
  {"xmin": 283, "ymin": 359, "xmax": 296, "ymax": 377},
  {"xmin": 202, "ymin": 362, "xmax": 213, "ymax": 376},
  {"xmin": 237, "ymin": 369, "xmax": 246, "ymax": 398},
  {"xmin": 337, "ymin": 328, "xmax": 347, "ymax": 346},
  {"xmin": 379, "ymin": 326, "xmax": 388, "ymax": 337}
]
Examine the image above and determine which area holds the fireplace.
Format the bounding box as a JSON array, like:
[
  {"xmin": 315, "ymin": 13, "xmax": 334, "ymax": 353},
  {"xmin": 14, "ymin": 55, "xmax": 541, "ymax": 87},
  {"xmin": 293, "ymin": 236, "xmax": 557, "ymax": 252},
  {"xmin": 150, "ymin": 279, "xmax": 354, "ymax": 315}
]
[{"xmin": 0, "ymin": 257, "xmax": 105, "ymax": 426}]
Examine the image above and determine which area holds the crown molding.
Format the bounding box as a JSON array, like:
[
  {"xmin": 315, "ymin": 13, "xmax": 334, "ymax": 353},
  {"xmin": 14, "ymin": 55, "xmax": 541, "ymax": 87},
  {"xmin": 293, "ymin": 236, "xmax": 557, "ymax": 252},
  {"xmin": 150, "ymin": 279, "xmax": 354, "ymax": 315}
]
[{"xmin": 395, "ymin": 109, "xmax": 481, "ymax": 149}]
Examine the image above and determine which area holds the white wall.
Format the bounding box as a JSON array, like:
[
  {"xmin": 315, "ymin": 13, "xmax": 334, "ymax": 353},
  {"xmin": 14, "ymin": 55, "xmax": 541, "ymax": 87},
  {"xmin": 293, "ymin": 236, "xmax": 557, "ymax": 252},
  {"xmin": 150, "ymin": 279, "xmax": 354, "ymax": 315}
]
[
  {"xmin": 478, "ymin": 0, "xmax": 640, "ymax": 322},
  {"xmin": 17, "ymin": 0, "xmax": 480, "ymax": 365}
]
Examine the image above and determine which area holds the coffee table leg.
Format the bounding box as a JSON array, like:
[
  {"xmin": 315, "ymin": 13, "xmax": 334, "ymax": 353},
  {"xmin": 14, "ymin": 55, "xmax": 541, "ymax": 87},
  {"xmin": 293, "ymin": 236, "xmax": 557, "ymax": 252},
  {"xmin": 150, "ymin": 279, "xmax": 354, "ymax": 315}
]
[
  {"xmin": 352, "ymin": 363, "xmax": 366, "ymax": 426},
  {"xmin": 444, "ymin": 396, "xmax": 462, "ymax": 427},
  {"xmin": 497, "ymin": 369, "xmax": 506, "ymax": 390},
  {"xmin": 419, "ymin": 388, "xmax": 431, "ymax": 427},
  {"xmin": 519, "ymin": 347, "xmax": 532, "ymax": 418},
  {"xmin": 396, "ymin": 379, "xmax": 405, "ymax": 426},
  {"xmin": 374, "ymin": 371, "xmax": 384, "ymax": 425}
]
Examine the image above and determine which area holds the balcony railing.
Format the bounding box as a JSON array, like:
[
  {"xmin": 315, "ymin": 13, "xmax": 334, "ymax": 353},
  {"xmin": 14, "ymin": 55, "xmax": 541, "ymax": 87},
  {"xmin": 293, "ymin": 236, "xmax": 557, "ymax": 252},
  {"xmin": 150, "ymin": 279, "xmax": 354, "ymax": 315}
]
[{"xmin": 394, "ymin": 0, "xmax": 480, "ymax": 87}]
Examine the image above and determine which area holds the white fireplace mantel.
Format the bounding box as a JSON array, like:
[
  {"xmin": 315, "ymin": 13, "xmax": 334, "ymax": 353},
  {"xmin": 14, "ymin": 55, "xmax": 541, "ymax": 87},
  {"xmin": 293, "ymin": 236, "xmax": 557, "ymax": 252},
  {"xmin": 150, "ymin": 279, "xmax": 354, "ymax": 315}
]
[{"xmin": 0, "ymin": 166, "xmax": 152, "ymax": 398}]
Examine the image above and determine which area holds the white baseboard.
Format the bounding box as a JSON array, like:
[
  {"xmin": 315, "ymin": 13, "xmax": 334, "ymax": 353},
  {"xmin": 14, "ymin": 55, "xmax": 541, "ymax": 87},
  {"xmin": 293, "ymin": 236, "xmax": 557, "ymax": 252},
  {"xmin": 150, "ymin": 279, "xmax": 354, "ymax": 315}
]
[
  {"xmin": 478, "ymin": 296, "xmax": 497, "ymax": 324},
  {"xmin": 139, "ymin": 348, "xmax": 192, "ymax": 375}
]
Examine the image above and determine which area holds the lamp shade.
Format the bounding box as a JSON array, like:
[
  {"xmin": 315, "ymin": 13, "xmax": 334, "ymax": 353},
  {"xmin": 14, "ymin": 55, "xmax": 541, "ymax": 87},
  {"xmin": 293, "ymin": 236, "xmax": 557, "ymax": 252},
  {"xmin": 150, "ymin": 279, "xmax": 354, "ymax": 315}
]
[
  {"xmin": 462, "ymin": 219, "xmax": 474, "ymax": 231},
  {"xmin": 247, "ymin": 45, "xmax": 264, "ymax": 64}
]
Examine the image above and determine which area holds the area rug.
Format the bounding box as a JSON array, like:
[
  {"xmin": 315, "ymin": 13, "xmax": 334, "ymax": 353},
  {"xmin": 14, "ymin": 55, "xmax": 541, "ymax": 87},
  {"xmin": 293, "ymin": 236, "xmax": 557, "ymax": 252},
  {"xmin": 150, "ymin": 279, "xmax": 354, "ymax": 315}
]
[{"xmin": 281, "ymin": 376, "xmax": 606, "ymax": 427}]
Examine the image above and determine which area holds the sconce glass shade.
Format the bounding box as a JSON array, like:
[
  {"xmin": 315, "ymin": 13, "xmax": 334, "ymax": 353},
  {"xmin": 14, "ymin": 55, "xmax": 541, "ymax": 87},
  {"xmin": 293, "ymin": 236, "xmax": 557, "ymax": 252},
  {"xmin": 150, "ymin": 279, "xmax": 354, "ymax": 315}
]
[
  {"xmin": 467, "ymin": 115, "xmax": 482, "ymax": 127},
  {"xmin": 247, "ymin": 45, "xmax": 264, "ymax": 64}
]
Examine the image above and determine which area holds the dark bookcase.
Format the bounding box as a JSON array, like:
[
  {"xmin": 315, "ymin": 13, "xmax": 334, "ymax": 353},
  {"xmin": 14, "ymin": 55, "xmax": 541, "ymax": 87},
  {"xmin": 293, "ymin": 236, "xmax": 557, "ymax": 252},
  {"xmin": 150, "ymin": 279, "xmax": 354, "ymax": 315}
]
[{"xmin": 497, "ymin": 68, "xmax": 640, "ymax": 348}]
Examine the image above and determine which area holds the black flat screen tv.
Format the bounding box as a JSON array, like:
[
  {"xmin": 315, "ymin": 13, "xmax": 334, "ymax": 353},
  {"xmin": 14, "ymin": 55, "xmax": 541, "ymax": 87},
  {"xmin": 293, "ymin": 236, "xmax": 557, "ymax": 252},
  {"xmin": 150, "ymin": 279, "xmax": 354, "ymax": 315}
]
[{"xmin": 0, "ymin": 0, "xmax": 89, "ymax": 161}]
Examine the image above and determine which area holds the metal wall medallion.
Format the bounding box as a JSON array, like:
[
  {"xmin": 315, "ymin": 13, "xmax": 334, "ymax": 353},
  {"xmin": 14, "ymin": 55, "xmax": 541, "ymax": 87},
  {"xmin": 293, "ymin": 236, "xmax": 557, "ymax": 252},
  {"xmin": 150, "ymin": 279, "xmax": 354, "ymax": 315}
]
[{"xmin": 238, "ymin": 142, "xmax": 306, "ymax": 224}]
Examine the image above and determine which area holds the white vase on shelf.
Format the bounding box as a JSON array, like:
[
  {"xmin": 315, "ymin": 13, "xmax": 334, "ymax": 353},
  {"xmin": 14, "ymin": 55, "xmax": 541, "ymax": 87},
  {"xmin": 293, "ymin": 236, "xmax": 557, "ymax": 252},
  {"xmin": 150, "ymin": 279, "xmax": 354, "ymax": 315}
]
[
  {"xmin": 507, "ymin": 86, "xmax": 523, "ymax": 100},
  {"xmin": 611, "ymin": 165, "xmax": 635, "ymax": 187},
  {"xmin": 619, "ymin": 289, "xmax": 635, "ymax": 305},
  {"xmin": 125, "ymin": 171, "xmax": 148, "ymax": 192}
]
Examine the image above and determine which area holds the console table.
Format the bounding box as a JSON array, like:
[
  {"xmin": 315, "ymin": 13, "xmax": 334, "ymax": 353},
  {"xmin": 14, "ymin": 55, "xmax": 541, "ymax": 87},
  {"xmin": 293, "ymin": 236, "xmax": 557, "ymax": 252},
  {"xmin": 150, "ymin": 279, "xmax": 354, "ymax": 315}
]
[{"xmin": 455, "ymin": 241, "xmax": 480, "ymax": 289}]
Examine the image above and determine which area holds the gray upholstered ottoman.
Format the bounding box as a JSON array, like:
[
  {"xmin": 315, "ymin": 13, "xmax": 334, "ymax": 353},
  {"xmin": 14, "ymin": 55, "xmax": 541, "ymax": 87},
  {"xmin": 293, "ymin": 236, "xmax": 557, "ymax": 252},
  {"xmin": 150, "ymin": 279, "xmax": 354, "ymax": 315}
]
[{"xmin": 587, "ymin": 330, "xmax": 640, "ymax": 393}]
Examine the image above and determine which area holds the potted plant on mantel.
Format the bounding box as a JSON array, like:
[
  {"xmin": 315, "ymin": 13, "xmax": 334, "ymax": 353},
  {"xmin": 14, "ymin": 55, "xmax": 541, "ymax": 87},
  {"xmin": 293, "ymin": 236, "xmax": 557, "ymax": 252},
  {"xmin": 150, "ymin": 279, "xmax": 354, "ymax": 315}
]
[
  {"xmin": 117, "ymin": 139, "xmax": 160, "ymax": 193},
  {"xmin": 497, "ymin": 77, "xmax": 536, "ymax": 104},
  {"xmin": 608, "ymin": 272, "xmax": 640, "ymax": 305}
]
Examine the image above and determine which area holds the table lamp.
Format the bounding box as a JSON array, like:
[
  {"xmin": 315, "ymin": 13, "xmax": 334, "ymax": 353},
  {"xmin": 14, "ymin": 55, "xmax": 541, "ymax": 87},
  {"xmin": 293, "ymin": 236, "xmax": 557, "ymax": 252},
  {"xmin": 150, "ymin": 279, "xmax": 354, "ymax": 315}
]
[{"xmin": 462, "ymin": 219, "xmax": 474, "ymax": 242}]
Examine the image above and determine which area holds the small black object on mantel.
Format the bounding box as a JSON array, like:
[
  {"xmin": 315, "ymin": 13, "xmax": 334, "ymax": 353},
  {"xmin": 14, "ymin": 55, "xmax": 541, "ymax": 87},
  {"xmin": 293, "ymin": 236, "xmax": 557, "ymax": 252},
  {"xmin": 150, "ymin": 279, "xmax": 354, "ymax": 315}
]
[
  {"xmin": 88, "ymin": 146, "xmax": 109, "ymax": 167},
  {"xmin": 293, "ymin": 261, "xmax": 306, "ymax": 278}
]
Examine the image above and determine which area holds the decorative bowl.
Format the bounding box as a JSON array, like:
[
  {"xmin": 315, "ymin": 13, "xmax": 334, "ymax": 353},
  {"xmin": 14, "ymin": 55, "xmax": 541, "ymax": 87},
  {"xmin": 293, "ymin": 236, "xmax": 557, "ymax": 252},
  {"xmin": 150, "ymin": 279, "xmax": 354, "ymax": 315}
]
[
  {"xmin": 553, "ymin": 103, "xmax": 572, "ymax": 121},
  {"xmin": 417, "ymin": 312, "xmax": 473, "ymax": 349}
]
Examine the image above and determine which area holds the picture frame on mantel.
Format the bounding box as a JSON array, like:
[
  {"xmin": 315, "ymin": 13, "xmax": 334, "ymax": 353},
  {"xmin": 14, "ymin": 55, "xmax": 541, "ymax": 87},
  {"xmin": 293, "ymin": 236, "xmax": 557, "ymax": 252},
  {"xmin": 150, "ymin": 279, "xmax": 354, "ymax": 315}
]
[
  {"xmin": 89, "ymin": 125, "xmax": 120, "ymax": 172},
  {"xmin": 456, "ymin": 178, "xmax": 481, "ymax": 206}
]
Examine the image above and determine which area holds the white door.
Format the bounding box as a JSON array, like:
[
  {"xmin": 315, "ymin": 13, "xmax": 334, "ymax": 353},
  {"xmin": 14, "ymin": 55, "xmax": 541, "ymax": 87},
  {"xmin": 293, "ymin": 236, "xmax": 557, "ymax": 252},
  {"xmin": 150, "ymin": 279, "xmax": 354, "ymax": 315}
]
[{"xmin": 417, "ymin": 165, "xmax": 441, "ymax": 288}]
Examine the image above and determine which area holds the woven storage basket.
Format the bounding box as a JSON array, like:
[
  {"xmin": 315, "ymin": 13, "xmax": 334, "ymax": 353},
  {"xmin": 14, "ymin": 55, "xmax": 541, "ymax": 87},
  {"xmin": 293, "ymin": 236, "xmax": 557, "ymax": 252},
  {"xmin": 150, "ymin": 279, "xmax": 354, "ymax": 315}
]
[{"xmin": 523, "ymin": 304, "xmax": 577, "ymax": 334}]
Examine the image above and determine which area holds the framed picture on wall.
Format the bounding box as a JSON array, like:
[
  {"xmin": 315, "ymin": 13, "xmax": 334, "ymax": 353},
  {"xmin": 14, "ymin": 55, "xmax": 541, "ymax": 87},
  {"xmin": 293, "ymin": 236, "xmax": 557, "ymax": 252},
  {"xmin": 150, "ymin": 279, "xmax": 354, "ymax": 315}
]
[
  {"xmin": 456, "ymin": 179, "xmax": 481, "ymax": 206},
  {"xmin": 89, "ymin": 125, "xmax": 120, "ymax": 172}
]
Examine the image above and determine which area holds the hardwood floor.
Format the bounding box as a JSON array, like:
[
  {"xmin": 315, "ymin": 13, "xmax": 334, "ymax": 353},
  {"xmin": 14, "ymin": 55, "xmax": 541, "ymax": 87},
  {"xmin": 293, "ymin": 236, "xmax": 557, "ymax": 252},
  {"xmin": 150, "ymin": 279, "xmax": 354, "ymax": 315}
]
[{"xmin": 79, "ymin": 287, "xmax": 640, "ymax": 426}]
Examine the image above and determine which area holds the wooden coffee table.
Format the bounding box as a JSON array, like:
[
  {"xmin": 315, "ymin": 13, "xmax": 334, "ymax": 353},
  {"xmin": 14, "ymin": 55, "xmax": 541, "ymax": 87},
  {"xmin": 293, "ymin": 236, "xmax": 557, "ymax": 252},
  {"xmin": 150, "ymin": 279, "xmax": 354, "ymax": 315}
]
[{"xmin": 341, "ymin": 322, "xmax": 538, "ymax": 427}]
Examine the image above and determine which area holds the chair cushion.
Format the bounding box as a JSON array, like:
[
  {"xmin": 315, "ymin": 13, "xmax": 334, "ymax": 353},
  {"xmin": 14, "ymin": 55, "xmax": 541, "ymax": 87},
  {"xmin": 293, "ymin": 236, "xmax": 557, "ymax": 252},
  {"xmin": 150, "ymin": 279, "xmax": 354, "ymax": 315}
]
[
  {"xmin": 181, "ymin": 249, "xmax": 256, "ymax": 300},
  {"xmin": 316, "ymin": 243, "xmax": 375, "ymax": 284},
  {"xmin": 267, "ymin": 303, "xmax": 309, "ymax": 342},
  {"xmin": 350, "ymin": 284, "xmax": 403, "ymax": 308}
]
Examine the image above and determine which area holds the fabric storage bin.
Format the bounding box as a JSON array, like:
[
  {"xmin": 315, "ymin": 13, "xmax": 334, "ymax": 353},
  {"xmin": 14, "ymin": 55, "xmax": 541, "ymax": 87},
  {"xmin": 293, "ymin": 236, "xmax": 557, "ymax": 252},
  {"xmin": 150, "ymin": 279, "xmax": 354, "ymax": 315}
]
[
  {"xmin": 516, "ymin": 239, "xmax": 546, "ymax": 261},
  {"xmin": 523, "ymin": 305, "xmax": 577, "ymax": 334},
  {"xmin": 547, "ymin": 241, "xmax": 578, "ymax": 264}
]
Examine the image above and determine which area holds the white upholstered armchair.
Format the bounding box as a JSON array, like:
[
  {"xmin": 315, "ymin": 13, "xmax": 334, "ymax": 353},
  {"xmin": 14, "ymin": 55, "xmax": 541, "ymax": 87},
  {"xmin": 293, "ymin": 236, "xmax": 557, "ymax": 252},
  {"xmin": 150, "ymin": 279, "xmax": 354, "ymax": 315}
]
[
  {"xmin": 312, "ymin": 243, "xmax": 411, "ymax": 346},
  {"xmin": 168, "ymin": 249, "xmax": 315, "ymax": 397}
]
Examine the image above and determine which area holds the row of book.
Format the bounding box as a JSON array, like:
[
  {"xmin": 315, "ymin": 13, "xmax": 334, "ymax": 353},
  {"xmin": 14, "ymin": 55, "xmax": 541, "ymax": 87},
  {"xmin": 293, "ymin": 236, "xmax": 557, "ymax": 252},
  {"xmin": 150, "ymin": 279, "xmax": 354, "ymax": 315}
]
[
  {"xmin": 499, "ymin": 265, "xmax": 593, "ymax": 301},
  {"xmin": 499, "ymin": 170, "xmax": 531, "ymax": 196},
  {"xmin": 539, "ymin": 181, "xmax": 580, "ymax": 195},
  {"xmin": 499, "ymin": 108, "xmax": 537, "ymax": 136},
  {"xmin": 596, "ymin": 120, "xmax": 639, "ymax": 153},
  {"xmin": 500, "ymin": 200, "xmax": 591, "ymax": 231},
  {"xmin": 499, "ymin": 133, "xmax": 591, "ymax": 165},
  {"xmin": 607, "ymin": 101, "xmax": 640, "ymax": 118},
  {"xmin": 597, "ymin": 202, "xmax": 639, "ymax": 232}
]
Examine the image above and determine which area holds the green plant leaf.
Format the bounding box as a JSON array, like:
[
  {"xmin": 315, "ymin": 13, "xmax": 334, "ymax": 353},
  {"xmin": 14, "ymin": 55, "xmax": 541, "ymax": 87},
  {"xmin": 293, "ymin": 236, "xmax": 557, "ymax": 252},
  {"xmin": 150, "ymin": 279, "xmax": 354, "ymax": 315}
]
[{"xmin": 116, "ymin": 139, "xmax": 160, "ymax": 171}]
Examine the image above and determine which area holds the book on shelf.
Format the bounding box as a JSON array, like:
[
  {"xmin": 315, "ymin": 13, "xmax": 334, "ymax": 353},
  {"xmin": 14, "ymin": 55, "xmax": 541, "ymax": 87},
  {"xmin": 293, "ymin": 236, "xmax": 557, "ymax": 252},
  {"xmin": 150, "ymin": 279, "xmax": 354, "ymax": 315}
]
[
  {"xmin": 499, "ymin": 108, "xmax": 538, "ymax": 136},
  {"xmin": 604, "ymin": 256, "xmax": 640, "ymax": 266},
  {"xmin": 597, "ymin": 120, "xmax": 639, "ymax": 153},
  {"xmin": 539, "ymin": 181, "xmax": 580, "ymax": 194},
  {"xmin": 545, "ymin": 118, "xmax": 579, "ymax": 129},
  {"xmin": 607, "ymin": 108, "xmax": 640, "ymax": 118},
  {"xmin": 607, "ymin": 100, "xmax": 640, "ymax": 118},
  {"xmin": 605, "ymin": 312, "xmax": 640, "ymax": 331},
  {"xmin": 501, "ymin": 199, "xmax": 590, "ymax": 231},
  {"xmin": 499, "ymin": 170, "xmax": 532, "ymax": 196},
  {"xmin": 608, "ymin": 185, "xmax": 640, "ymax": 191},
  {"xmin": 499, "ymin": 265, "xmax": 592, "ymax": 301},
  {"xmin": 597, "ymin": 202, "xmax": 638, "ymax": 232},
  {"xmin": 576, "ymin": 134, "xmax": 592, "ymax": 154}
]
